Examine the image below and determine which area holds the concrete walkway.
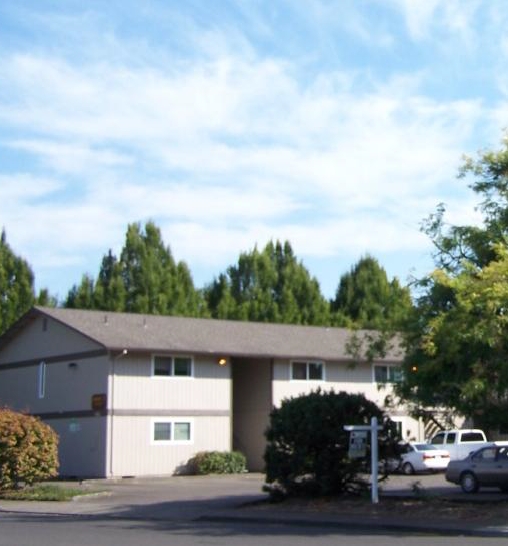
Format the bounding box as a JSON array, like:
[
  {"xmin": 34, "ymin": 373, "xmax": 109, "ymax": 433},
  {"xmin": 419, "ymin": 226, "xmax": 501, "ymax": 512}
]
[{"xmin": 1, "ymin": 473, "xmax": 508, "ymax": 538}]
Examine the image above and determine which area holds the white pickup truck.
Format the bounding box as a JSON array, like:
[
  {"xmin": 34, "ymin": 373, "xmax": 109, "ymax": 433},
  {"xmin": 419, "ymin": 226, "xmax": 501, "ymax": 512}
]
[{"xmin": 429, "ymin": 429, "xmax": 489, "ymax": 461}]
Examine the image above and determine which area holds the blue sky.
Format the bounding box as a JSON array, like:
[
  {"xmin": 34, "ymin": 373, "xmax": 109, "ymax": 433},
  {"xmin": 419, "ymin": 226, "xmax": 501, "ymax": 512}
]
[{"xmin": 0, "ymin": 1, "xmax": 506, "ymax": 301}]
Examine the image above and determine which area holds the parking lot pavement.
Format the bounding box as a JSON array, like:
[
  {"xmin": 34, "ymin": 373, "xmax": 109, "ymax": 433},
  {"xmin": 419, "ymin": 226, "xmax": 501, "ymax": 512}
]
[{"xmin": 1, "ymin": 472, "xmax": 506, "ymax": 520}]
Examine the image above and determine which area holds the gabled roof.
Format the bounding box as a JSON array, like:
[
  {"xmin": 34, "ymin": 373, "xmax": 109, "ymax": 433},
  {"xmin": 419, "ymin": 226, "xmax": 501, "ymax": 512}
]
[{"xmin": 2, "ymin": 306, "xmax": 403, "ymax": 362}]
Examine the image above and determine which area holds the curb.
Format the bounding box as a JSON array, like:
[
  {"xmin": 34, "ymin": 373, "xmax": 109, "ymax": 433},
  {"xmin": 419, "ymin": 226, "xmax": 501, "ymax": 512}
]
[{"xmin": 197, "ymin": 513, "xmax": 508, "ymax": 538}]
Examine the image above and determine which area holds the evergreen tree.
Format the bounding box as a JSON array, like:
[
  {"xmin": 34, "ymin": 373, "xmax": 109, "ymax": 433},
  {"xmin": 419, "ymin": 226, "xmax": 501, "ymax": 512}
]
[
  {"xmin": 64, "ymin": 221, "xmax": 202, "ymax": 316},
  {"xmin": 0, "ymin": 230, "xmax": 35, "ymax": 334},
  {"xmin": 331, "ymin": 255, "xmax": 412, "ymax": 329},
  {"xmin": 65, "ymin": 274, "xmax": 95, "ymax": 309},
  {"xmin": 204, "ymin": 240, "xmax": 330, "ymax": 325},
  {"xmin": 94, "ymin": 250, "xmax": 126, "ymax": 311}
]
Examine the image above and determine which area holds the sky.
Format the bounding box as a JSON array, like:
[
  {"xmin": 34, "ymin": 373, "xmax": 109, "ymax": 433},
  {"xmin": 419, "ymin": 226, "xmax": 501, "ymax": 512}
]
[{"xmin": 1, "ymin": 0, "xmax": 506, "ymax": 301}]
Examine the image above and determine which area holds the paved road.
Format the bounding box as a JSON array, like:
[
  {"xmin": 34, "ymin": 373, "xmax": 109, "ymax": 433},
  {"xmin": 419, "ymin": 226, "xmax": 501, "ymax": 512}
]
[
  {"xmin": 0, "ymin": 512, "xmax": 505, "ymax": 546},
  {"xmin": 1, "ymin": 472, "xmax": 508, "ymax": 541}
]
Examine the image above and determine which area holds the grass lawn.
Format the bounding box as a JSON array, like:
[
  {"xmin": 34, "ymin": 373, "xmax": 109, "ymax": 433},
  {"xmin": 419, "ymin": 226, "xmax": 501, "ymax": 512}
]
[{"xmin": 0, "ymin": 484, "xmax": 103, "ymax": 501}]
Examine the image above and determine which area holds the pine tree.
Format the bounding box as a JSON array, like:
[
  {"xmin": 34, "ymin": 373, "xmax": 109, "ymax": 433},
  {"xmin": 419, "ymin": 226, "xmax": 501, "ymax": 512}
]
[
  {"xmin": 205, "ymin": 240, "xmax": 330, "ymax": 325},
  {"xmin": 64, "ymin": 221, "xmax": 202, "ymax": 316},
  {"xmin": 331, "ymin": 255, "xmax": 412, "ymax": 329},
  {"xmin": 0, "ymin": 230, "xmax": 35, "ymax": 334}
]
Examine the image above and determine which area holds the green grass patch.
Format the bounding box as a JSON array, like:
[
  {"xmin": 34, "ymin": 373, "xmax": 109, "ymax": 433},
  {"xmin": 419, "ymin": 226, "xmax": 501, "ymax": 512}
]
[{"xmin": 0, "ymin": 484, "xmax": 101, "ymax": 501}]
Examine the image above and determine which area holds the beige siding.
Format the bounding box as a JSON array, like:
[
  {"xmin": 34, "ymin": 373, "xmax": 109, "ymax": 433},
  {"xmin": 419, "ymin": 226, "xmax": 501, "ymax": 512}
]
[
  {"xmin": 272, "ymin": 359, "xmax": 424, "ymax": 441},
  {"xmin": 110, "ymin": 354, "xmax": 231, "ymax": 411},
  {"xmin": 109, "ymin": 415, "xmax": 230, "ymax": 476},
  {"xmin": 0, "ymin": 315, "xmax": 102, "ymax": 364},
  {"xmin": 47, "ymin": 416, "xmax": 108, "ymax": 477},
  {"xmin": 0, "ymin": 355, "xmax": 109, "ymax": 414},
  {"xmin": 272, "ymin": 359, "xmax": 378, "ymax": 405}
]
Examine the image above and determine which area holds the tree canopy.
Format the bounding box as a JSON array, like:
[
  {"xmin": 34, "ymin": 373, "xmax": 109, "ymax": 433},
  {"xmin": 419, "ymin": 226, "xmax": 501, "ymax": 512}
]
[
  {"xmin": 331, "ymin": 255, "xmax": 412, "ymax": 329},
  {"xmin": 422, "ymin": 134, "xmax": 508, "ymax": 273},
  {"xmin": 204, "ymin": 240, "xmax": 330, "ymax": 325},
  {"xmin": 0, "ymin": 230, "xmax": 35, "ymax": 335},
  {"xmin": 399, "ymin": 135, "xmax": 508, "ymax": 432},
  {"xmin": 65, "ymin": 221, "xmax": 203, "ymax": 316}
]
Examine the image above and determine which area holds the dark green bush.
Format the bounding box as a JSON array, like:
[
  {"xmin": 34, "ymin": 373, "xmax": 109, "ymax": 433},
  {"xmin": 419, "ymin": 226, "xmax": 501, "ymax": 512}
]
[
  {"xmin": 188, "ymin": 451, "xmax": 246, "ymax": 474},
  {"xmin": 0, "ymin": 408, "xmax": 59, "ymax": 490},
  {"xmin": 264, "ymin": 389, "xmax": 399, "ymax": 499}
]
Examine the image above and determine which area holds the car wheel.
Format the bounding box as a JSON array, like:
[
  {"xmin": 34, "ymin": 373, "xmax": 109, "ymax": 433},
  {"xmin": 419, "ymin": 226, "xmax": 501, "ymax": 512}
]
[
  {"xmin": 402, "ymin": 462, "xmax": 414, "ymax": 475},
  {"xmin": 460, "ymin": 471, "xmax": 479, "ymax": 493}
]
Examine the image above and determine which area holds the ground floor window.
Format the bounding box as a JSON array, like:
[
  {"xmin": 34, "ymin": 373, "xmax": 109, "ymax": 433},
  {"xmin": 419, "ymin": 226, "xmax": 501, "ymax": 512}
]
[{"xmin": 151, "ymin": 418, "xmax": 193, "ymax": 444}]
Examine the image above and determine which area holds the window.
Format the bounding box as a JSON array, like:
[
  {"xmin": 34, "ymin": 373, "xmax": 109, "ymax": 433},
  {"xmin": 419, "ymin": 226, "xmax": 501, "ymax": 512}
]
[
  {"xmin": 38, "ymin": 361, "xmax": 46, "ymax": 399},
  {"xmin": 151, "ymin": 419, "xmax": 193, "ymax": 444},
  {"xmin": 152, "ymin": 355, "xmax": 193, "ymax": 377},
  {"xmin": 460, "ymin": 432, "xmax": 485, "ymax": 442},
  {"xmin": 431, "ymin": 433, "xmax": 444, "ymax": 445},
  {"xmin": 374, "ymin": 365, "xmax": 403, "ymax": 383},
  {"xmin": 291, "ymin": 360, "xmax": 324, "ymax": 381},
  {"xmin": 445, "ymin": 433, "xmax": 456, "ymax": 444}
]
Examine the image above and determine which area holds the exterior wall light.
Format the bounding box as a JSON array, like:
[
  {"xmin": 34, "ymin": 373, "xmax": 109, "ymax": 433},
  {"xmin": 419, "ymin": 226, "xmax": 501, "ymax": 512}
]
[{"xmin": 218, "ymin": 358, "xmax": 227, "ymax": 366}]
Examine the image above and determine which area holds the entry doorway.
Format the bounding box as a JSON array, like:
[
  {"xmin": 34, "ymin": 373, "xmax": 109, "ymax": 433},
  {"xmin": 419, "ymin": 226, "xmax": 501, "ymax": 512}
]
[{"xmin": 231, "ymin": 357, "xmax": 272, "ymax": 471}]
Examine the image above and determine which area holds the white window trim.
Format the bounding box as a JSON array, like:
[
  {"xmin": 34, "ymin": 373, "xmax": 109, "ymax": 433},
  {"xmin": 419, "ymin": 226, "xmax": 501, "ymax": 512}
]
[
  {"xmin": 373, "ymin": 364, "xmax": 402, "ymax": 384},
  {"xmin": 290, "ymin": 360, "xmax": 326, "ymax": 381},
  {"xmin": 38, "ymin": 361, "xmax": 46, "ymax": 399},
  {"xmin": 151, "ymin": 354, "xmax": 194, "ymax": 379},
  {"xmin": 150, "ymin": 417, "xmax": 194, "ymax": 445}
]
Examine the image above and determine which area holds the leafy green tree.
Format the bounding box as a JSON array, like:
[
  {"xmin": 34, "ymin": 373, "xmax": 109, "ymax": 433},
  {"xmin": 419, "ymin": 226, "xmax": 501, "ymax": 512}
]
[
  {"xmin": 422, "ymin": 134, "xmax": 508, "ymax": 273},
  {"xmin": 399, "ymin": 247, "xmax": 508, "ymax": 432},
  {"xmin": 94, "ymin": 250, "xmax": 126, "ymax": 311},
  {"xmin": 331, "ymin": 255, "xmax": 413, "ymax": 329},
  {"xmin": 65, "ymin": 274, "xmax": 95, "ymax": 309},
  {"xmin": 64, "ymin": 221, "xmax": 203, "ymax": 316},
  {"xmin": 204, "ymin": 240, "xmax": 330, "ymax": 325},
  {"xmin": 0, "ymin": 230, "xmax": 35, "ymax": 334},
  {"xmin": 120, "ymin": 222, "xmax": 201, "ymax": 315},
  {"xmin": 398, "ymin": 135, "xmax": 508, "ymax": 432},
  {"xmin": 264, "ymin": 390, "xmax": 399, "ymax": 498}
]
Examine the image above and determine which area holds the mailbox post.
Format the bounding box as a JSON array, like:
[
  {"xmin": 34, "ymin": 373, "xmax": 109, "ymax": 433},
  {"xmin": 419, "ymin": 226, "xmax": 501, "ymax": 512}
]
[{"xmin": 344, "ymin": 416, "xmax": 383, "ymax": 504}]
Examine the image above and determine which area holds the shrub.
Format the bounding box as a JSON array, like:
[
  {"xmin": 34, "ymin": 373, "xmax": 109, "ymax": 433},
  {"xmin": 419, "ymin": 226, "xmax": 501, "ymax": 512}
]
[
  {"xmin": 264, "ymin": 389, "xmax": 399, "ymax": 499},
  {"xmin": 0, "ymin": 408, "xmax": 59, "ymax": 490},
  {"xmin": 188, "ymin": 451, "xmax": 246, "ymax": 474}
]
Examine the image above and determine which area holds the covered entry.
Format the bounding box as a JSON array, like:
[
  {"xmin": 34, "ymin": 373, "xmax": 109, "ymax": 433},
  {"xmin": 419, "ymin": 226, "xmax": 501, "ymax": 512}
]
[{"xmin": 232, "ymin": 357, "xmax": 272, "ymax": 471}]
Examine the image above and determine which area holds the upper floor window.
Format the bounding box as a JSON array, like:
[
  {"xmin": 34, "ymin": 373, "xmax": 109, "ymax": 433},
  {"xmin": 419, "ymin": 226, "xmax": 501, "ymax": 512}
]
[
  {"xmin": 152, "ymin": 355, "xmax": 193, "ymax": 377},
  {"xmin": 291, "ymin": 360, "xmax": 324, "ymax": 381},
  {"xmin": 38, "ymin": 361, "xmax": 46, "ymax": 398},
  {"xmin": 374, "ymin": 365, "xmax": 402, "ymax": 384}
]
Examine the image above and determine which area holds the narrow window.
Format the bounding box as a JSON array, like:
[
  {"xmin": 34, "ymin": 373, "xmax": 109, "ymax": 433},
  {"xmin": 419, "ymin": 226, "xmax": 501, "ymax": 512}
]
[{"xmin": 38, "ymin": 361, "xmax": 46, "ymax": 399}]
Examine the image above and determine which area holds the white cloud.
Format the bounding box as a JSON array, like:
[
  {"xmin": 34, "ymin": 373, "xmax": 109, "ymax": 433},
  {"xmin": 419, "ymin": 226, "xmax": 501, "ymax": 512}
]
[{"xmin": 0, "ymin": 1, "xmax": 499, "ymax": 298}]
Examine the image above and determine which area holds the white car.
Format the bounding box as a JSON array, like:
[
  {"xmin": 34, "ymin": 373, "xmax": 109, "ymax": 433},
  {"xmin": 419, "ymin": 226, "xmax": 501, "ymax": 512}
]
[{"xmin": 397, "ymin": 442, "xmax": 450, "ymax": 475}]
